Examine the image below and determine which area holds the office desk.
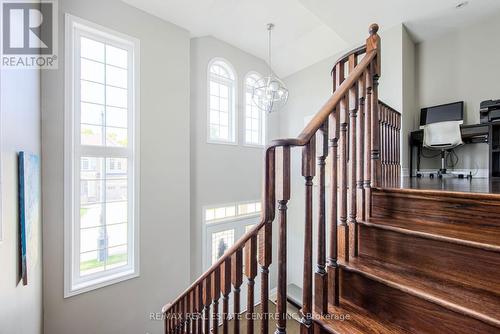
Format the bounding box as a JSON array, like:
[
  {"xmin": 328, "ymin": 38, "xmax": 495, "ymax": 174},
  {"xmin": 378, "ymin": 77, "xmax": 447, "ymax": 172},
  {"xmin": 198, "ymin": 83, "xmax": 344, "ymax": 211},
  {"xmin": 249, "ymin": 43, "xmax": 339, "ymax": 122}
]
[{"xmin": 409, "ymin": 123, "xmax": 491, "ymax": 177}]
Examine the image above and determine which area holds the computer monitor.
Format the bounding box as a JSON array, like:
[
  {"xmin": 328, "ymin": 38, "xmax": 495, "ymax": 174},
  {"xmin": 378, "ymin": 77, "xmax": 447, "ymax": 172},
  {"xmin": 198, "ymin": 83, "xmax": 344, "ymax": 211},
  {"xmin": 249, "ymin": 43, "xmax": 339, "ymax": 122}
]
[{"xmin": 420, "ymin": 101, "xmax": 464, "ymax": 126}]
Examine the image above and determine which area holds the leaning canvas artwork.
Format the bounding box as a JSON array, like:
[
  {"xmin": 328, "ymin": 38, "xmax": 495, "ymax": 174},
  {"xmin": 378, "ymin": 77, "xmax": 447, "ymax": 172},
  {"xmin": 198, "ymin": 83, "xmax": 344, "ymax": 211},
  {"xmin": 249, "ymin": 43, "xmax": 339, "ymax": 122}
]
[{"xmin": 18, "ymin": 152, "xmax": 41, "ymax": 286}]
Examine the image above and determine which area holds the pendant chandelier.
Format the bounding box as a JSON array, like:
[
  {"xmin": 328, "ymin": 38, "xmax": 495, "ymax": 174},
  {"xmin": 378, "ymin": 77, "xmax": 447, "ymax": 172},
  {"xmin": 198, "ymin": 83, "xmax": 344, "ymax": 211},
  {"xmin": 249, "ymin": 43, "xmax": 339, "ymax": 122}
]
[{"xmin": 252, "ymin": 23, "xmax": 288, "ymax": 113}]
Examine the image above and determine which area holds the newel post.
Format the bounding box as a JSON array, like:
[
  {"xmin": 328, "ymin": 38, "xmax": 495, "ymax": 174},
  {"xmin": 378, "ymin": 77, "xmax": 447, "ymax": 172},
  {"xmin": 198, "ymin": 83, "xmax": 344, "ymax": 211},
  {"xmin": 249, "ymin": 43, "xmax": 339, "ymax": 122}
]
[{"xmin": 366, "ymin": 24, "xmax": 381, "ymax": 211}]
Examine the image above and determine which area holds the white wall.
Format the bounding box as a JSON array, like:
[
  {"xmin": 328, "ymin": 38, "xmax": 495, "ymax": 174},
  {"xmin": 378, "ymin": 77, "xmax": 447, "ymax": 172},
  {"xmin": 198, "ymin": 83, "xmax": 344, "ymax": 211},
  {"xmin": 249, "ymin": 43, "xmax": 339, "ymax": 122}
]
[
  {"xmin": 416, "ymin": 13, "xmax": 500, "ymax": 172},
  {"xmin": 0, "ymin": 70, "xmax": 42, "ymax": 332},
  {"xmin": 189, "ymin": 36, "xmax": 280, "ymax": 280},
  {"xmin": 278, "ymin": 24, "xmax": 412, "ymax": 287},
  {"xmin": 402, "ymin": 26, "xmax": 417, "ymax": 174},
  {"xmin": 41, "ymin": 0, "xmax": 191, "ymax": 333}
]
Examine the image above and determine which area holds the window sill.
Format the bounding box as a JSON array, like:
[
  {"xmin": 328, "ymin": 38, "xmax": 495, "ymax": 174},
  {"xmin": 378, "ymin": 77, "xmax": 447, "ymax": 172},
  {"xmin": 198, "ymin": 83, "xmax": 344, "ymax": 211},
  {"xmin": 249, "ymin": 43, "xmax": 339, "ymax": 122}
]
[
  {"xmin": 243, "ymin": 143, "xmax": 265, "ymax": 149},
  {"xmin": 206, "ymin": 139, "xmax": 238, "ymax": 146},
  {"xmin": 65, "ymin": 268, "xmax": 139, "ymax": 298}
]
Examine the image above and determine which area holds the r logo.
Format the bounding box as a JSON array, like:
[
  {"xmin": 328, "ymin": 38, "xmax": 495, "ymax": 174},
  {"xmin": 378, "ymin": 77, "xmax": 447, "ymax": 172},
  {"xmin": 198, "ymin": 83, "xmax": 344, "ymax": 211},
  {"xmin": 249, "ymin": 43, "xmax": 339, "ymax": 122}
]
[{"xmin": 2, "ymin": 1, "xmax": 53, "ymax": 54}]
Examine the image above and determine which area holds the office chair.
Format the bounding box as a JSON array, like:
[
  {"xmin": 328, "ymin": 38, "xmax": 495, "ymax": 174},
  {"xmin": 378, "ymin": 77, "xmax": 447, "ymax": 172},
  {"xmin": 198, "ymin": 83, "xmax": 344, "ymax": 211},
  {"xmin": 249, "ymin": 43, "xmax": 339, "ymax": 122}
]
[{"xmin": 422, "ymin": 120, "xmax": 463, "ymax": 178}]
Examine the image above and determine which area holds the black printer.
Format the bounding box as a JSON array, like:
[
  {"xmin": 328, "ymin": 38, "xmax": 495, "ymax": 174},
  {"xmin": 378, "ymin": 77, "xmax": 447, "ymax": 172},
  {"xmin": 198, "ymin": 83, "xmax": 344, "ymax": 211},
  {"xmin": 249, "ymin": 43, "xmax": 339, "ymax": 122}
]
[{"xmin": 480, "ymin": 99, "xmax": 500, "ymax": 123}]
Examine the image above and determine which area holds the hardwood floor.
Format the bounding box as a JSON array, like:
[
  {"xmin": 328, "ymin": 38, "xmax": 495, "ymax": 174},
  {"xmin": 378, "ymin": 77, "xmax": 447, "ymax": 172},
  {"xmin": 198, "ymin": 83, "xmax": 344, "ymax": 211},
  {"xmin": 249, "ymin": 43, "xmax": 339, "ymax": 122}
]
[{"xmin": 401, "ymin": 176, "xmax": 500, "ymax": 194}]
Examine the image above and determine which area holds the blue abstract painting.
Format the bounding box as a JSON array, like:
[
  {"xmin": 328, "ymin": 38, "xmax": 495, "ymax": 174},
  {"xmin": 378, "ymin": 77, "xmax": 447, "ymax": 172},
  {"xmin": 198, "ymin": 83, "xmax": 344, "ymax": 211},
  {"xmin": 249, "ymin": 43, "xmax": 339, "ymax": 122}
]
[{"xmin": 18, "ymin": 152, "xmax": 40, "ymax": 286}]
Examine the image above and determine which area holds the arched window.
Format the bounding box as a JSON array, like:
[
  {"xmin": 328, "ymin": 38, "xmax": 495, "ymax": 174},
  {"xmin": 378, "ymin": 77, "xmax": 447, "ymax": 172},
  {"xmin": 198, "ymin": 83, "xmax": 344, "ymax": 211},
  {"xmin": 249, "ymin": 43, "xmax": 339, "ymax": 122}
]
[
  {"xmin": 208, "ymin": 59, "xmax": 236, "ymax": 143},
  {"xmin": 244, "ymin": 72, "xmax": 266, "ymax": 146}
]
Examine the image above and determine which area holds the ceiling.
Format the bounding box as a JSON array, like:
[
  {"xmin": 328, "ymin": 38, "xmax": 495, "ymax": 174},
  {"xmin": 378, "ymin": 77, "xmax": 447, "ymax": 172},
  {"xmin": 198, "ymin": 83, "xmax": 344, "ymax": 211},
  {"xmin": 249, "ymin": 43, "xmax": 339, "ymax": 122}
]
[{"xmin": 120, "ymin": 0, "xmax": 500, "ymax": 77}]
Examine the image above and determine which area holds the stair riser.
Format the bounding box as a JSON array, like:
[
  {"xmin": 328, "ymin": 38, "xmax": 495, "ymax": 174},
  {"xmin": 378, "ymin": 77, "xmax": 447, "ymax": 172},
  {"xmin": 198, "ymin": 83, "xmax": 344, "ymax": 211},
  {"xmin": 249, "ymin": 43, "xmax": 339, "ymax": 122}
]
[
  {"xmin": 372, "ymin": 191, "xmax": 500, "ymax": 236},
  {"xmin": 359, "ymin": 225, "xmax": 500, "ymax": 295},
  {"xmin": 340, "ymin": 268, "xmax": 499, "ymax": 334}
]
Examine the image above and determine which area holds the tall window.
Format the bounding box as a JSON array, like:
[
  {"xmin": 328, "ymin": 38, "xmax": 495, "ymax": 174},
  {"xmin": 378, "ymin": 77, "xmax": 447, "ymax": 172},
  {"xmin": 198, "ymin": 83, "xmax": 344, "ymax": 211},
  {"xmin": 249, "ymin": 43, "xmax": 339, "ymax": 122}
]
[
  {"xmin": 245, "ymin": 72, "xmax": 266, "ymax": 146},
  {"xmin": 208, "ymin": 59, "xmax": 236, "ymax": 143},
  {"xmin": 64, "ymin": 14, "xmax": 140, "ymax": 297}
]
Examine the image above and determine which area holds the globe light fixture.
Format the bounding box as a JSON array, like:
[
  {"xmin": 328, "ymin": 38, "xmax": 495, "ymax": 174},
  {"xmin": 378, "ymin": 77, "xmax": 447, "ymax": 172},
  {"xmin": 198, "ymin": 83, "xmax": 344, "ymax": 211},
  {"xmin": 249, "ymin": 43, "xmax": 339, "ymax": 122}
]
[{"xmin": 252, "ymin": 23, "xmax": 288, "ymax": 113}]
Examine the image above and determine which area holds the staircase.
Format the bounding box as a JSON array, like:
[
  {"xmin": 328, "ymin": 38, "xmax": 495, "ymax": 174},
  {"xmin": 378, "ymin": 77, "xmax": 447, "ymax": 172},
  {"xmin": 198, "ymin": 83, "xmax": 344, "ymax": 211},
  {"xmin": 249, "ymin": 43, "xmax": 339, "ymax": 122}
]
[{"xmin": 162, "ymin": 24, "xmax": 500, "ymax": 334}]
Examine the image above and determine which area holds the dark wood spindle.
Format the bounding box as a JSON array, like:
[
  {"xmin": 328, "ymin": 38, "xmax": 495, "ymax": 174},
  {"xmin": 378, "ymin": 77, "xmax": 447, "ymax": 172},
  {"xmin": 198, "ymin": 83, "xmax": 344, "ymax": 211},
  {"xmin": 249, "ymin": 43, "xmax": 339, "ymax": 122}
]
[
  {"xmin": 356, "ymin": 75, "xmax": 366, "ymax": 222},
  {"xmin": 327, "ymin": 111, "xmax": 340, "ymax": 306},
  {"xmin": 231, "ymin": 249, "xmax": 243, "ymax": 334},
  {"xmin": 348, "ymin": 54, "xmax": 359, "ymax": 257},
  {"xmin": 339, "ymin": 100, "xmax": 349, "ymax": 260},
  {"xmin": 203, "ymin": 275, "xmax": 211, "ymax": 334},
  {"xmin": 185, "ymin": 294, "xmax": 190, "ymax": 334},
  {"xmin": 301, "ymin": 137, "xmax": 315, "ymax": 334},
  {"xmin": 211, "ymin": 267, "xmax": 221, "ymax": 334},
  {"xmin": 165, "ymin": 308, "xmax": 170, "ymax": 334},
  {"xmin": 258, "ymin": 221, "xmax": 272, "ymax": 334},
  {"xmin": 221, "ymin": 258, "xmax": 231, "ymax": 334},
  {"xmin": 314, "ymin": 124, "xmax": 328, "ymax": 314},
  {"xmin": 275, "ymin": 146, "xmax": 290, "ymax": 334},
  {"xmin": 245, "ymin": 235, "xmax": 258, "ymax": 334},
  {"xmin": 197, "ymin": 284, "xmax": 203, "ymax": 334},
  {"xmin": 363, "ymin": 67, "xmax": 373, "ymax": 219}
]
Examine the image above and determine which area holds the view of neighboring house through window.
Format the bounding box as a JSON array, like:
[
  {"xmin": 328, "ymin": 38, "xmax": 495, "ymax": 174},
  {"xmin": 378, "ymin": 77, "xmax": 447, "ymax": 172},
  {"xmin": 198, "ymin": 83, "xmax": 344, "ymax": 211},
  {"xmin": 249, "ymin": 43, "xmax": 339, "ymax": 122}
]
[
  {"xmin": 65, "ymin": 15, "xmax": 140, "ymax": 297},
  {"xmin": 244, "ymin": 72, "xmax": 266, "ymax": 146},
  {"xmin": 208, "ymin": 59, "xmax": 236, "ymax": 143}
]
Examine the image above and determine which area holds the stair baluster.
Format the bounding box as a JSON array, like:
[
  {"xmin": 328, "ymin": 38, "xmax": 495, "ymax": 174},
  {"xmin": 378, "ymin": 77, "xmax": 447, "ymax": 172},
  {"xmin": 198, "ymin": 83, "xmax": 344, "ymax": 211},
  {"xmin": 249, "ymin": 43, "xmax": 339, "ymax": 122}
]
[
  {"xmin": 221, "ymin": 258, "xmax": 231, "ymax": 334},
  {"xmin": 203, "ymin": 275, "xmax": 211, "ymax": 334},
  {"xmin": 231, "ymin": 249, "xmax": 243, "ymax": 334},
  {"xmin": 301, "ymin": 138, "xmax": 316, "ymax": 333},
  {"xmin": 244, "ymin": 235, "xmax": 258, "ymax": 334},
  {"xmin": 348, "ymin": 54, "xmax": 359, "ymax": 257},
  {"xmin": 314, "ymin": 124, "xmax": 328, "ymax": 314},
  {"xmin": 258, "ymin": 221, "xmax": 272, "ymax": 334},
  {"xmin": 327, "ymin": 111, "xmax": 340, "ymax": 306},
  {"xmin": 364, "ymin": 68, "xmax": 373, "ymax": 217},
  {"xmin": 275, "ymin": 146, "xmax": 290, "ymax": 334},
  {"xmin": 357, "ymin": 73, "xmax": 366, "ymax": 221}
]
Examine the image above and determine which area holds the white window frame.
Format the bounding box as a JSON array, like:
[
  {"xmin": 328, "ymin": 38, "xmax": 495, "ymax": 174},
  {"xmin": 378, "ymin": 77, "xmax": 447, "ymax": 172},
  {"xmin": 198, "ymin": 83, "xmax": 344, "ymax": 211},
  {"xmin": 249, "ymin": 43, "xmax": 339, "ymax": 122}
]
[
  {"xmin": 244, "ymin": 71, "xmax": 266, "ymax": 148},
  {"xmin": 201, "ymin": 200, "xmax": 261, "ymax": 270},
  {"xmin": 207, "ymin": 58, "xmax": 237, "ymax": 145},
  {"xmin": 64, "ymin": 14, "xmax": 140, "ymax": 298}
]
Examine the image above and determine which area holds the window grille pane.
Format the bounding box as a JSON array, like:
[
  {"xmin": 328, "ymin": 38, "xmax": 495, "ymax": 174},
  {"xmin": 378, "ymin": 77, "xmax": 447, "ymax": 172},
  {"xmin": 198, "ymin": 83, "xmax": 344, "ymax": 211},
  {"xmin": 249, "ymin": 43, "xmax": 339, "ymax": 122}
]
[
  {"xmin": 81, "ymin": 58, "xmax": 105, "ymax": 84},
  {"xmin": 105, "ymin": 126, "xmax": 127, "ymax": 147},
  {"xmin": 107, "ymin": 223, "xmax": 128, "ymax": 247},
  {"xmin": 81, "ymin": 102, "xmax": 104, "ymax": 126},
  {"xmin": 106, "ymin": 65, "xmax": 127, "ymax": 89},
  {"xmin": 106, "ymin": 86, "xmax": 127, "ymax": 109},
  {"xmin": 106, "ymin": 201, "xmax": 128, "ymax": 225},
  {"xmin": 211, "ymin": 229, "xmax": 234, "ymax": 264},
  {"xmin": 106, "ymin": 179, "xmax": 127, "ymax": 202},
  {"xmin": 106, "ymin": 245, "xmax": 128, "ymax": 269},
  {"xmin": 106, "ymin": 44, "xmax": 128, "ymax": 68},
  {"xmin": 81, "ymin": 179, "xmax": 104, "ymax": 204},
  {"xmin": 205, "ymin": 209, "xmax": 215, "ymax": 221},
  {"xmin": 81, "ymin": 124, "xmax": 103, "ymax": 146},
  {"xmin": 81, "ymin": 37, "xmax": 104, "ymax": 62},
  {"xmin": 106, "ymin": 106, "xmax": 127, "ymax": 128},
  {"xmin": 81, "ymin": 80, "xmax": 105, "ymax": 104},
  {"xmin": 80, "ymin": 251, "xmax": 105, "ymax": 276},
  {"xmin": 81, "ymin": 157, "xmax": 103, "ymax": 179},
  {"xmin": 80, "ymin": 226, "xmax": 103, "ymax": 253},
  {"xmin": 80, "ymin": 204, "xmax": 103, "ymax": 229}
]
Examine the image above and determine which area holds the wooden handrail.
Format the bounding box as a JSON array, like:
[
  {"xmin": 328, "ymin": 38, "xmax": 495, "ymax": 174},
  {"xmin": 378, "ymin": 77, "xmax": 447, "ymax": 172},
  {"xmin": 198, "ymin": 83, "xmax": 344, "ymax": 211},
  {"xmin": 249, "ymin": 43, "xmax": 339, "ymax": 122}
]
[{"xmin": 163, "ymin": 23, "xmax": 392, "ymax": 334}]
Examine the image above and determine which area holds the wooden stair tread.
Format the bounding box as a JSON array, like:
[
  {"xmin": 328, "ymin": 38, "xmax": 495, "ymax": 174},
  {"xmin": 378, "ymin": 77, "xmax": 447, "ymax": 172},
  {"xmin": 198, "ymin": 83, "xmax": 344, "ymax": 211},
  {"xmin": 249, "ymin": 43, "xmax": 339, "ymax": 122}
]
[
  {"xmin": 340, "ymin": 256, "xmax": 500, "ymax": 328},
  {"xmin": 374, "ymin": 186, "xmax": 500, "ymax": 201},
  {"xmin": 365, "ymin": 218, "xmax": 500, "ymax": 251},
  {"xmin": 315, "ymin": 300, "xmax": 405, "ymax": 334}
]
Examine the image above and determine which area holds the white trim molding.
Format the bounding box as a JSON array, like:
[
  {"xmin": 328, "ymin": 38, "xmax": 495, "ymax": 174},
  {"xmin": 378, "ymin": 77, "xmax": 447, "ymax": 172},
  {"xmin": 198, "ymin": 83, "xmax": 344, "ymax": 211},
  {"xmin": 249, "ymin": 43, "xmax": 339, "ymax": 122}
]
[{"xmin": 64, "ymin": 14, "xmax": 140, "ymax": 298}]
